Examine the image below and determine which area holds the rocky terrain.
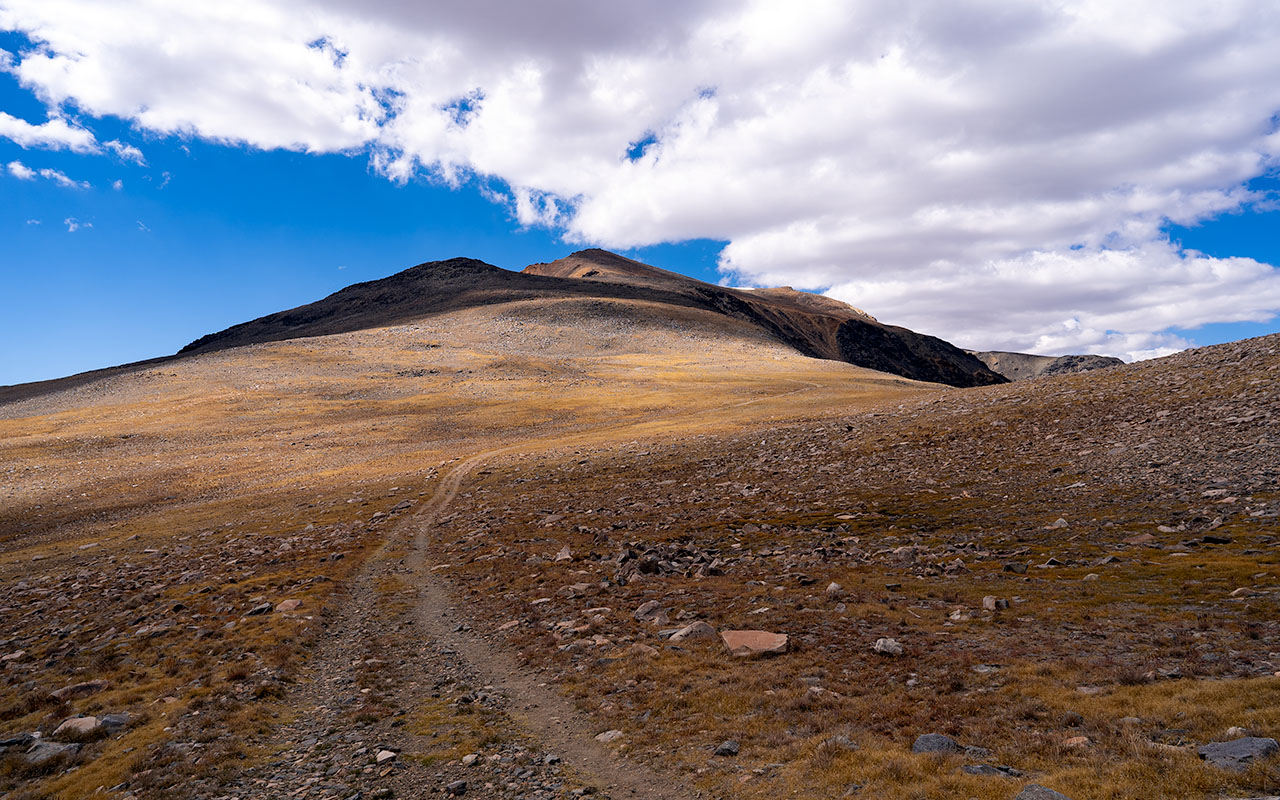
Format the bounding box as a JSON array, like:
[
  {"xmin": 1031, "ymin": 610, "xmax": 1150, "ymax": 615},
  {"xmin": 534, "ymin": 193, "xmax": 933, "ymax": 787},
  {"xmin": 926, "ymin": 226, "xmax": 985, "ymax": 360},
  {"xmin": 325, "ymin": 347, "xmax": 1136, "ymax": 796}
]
[
  {"xmin": 0, "ymin": 262, "xmax": 1277, "ymax": 800},
  {"xmin": 968, "ymin": 350, "xmax": 1124, "ymax": 381}
]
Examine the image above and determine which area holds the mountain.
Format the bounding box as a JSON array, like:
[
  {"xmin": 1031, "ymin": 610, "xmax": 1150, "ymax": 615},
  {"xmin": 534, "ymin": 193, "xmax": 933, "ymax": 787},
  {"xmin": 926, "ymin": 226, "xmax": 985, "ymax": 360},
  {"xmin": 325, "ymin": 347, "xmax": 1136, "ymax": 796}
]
[
  {"xmin": 181, "ymin": 248, "xmax": 1004, "ymax": 388},
  {"xmin": 967, "ymin": 349, "xmax": 1124, "ymax": 381}
]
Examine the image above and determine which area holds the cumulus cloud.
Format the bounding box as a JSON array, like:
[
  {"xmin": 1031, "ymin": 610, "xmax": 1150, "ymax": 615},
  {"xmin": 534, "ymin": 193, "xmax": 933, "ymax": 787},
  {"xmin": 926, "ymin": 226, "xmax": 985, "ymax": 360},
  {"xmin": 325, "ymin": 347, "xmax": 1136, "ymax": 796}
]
[
  {"xmin": 0, "ymin": 109, "xmax": 96, "ymax": 150},
  {"xmin": 103, "ymin": 139, "xmax": 145, "ymax": 164},
  {"xmin": 7, "ymin": 159, "xmax": 35, "ymax": 179},
  {"xmin": 3, "ymin": 0, "xmax": 1280, "ymax": 355}
]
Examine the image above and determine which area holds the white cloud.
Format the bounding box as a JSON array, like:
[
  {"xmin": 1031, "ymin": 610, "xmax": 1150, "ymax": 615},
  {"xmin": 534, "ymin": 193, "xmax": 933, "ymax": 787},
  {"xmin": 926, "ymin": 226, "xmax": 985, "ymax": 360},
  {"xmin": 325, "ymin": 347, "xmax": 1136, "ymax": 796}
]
[
  {"xmin": 7, "ymin": 159, "xmax": 35, "ymax": 179},
  {"xmin": 25, "ymin": 218, "xmax": 40, "ymax": 224},
  {"xmin": 63, "ymin": 216, "xmax": 91, "ymax": 231},
  {"xmin": 103, "ymin": 139, "xmax": 145, "ymax": 164},
  {"xmin": 136, "ymin": 220, "xmax": 149, "ymax": 232},
  {"xmin": 0, "ymin": 109, "xmax": 97, "ymax": 150},
  {"xmin": 112, "ymin": 178, "xmax": 122, "ymax": 190},
  {"xmin": 38, "ymin": 166, "xmax": 88, "ymax": 188},
  {"xmin": 3, "ymin": 0, "xmax": 1280, "ymax": 356}
]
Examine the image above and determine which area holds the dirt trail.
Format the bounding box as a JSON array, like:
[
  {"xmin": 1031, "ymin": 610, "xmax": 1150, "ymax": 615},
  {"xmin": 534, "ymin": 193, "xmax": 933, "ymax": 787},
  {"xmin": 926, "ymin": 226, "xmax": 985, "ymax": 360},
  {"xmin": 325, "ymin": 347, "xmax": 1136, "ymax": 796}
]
[{"xmin": 220, "ymin": 382, "xmax": 822, "ymax": 799}]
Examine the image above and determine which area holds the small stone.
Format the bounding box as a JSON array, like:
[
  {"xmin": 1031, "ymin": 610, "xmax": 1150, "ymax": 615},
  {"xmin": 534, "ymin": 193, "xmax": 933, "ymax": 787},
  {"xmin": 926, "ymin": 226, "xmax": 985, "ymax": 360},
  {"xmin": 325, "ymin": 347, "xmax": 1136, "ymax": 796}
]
[
  {"xmin": 1003, "ymin": 562, "xmax": 1028, "ymax": 574},
  {"xmin": 1082, "ymin": 573, "xmax": 1100, "ymax": 581},
  {"xmin": 446, "ymin": 780, "xmax": 467, "ymax": 795},
  {"xmin": 595, "ymin": 730, "xmax": 624, "ymax": 743},
  {"xmin": 1014, "ymin": 785, "xmax": 1073, "ymax": 800},
  {"xmin": 912, "ymin": 733, "xmax": 962, "ymax": 754},
  {"xmin": 669, "ymin": 621, "xmax": 717, "ymax": 642},
  {"xmin": 825, "ymin": 582, "xmax": 843, "ymax": 597},
  {"xmin": 246, "ymin": 602, "xmax": 272, "ymax": 616},
  {"xmin": 461, "ymin": 753, "xmax": 480, "ymax": 766},
  {"xmin": 1197, "ymin": 736, "xmax": 1279, "ymax": 771},
  {"xmin": 275, "ymin": 599, "xmax": 302, "ymax": 612},
  {"xmin": 1047, "ymin": 518, "xmax": 1069, "ymax": 529},
  {"xmin": 1063, "ymin": 735, "xmax": 1091, "ymax": 748},
  {"xmin": 100, "ymin": 712, "xmax": 131, "ymax": 732},
  {"xmin": 375, "ymin": 749, "xmax": 397, "ymax": 763},
  {"xmin": 555, "ymin": 545, "xmax": 572, "ymax": 562},
  {"xmin": 982, "ymin": 595, "xmax": 1008, "ymax": 611},
  {"xmin": 873, "ymin": 637, "xmax": 903, "ymax": 656},
  {"xmin": 714, "ymin": 740, "xmax": 740, "ymax": 757}
]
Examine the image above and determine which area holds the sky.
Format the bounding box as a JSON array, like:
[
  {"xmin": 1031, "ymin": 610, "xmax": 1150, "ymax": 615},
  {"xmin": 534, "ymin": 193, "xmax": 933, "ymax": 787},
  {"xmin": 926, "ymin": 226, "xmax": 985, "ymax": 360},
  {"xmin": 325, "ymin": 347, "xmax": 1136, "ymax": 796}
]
[{"xmin": 2, "ymin": 1, "xmax": 1279, "ymax": 386}]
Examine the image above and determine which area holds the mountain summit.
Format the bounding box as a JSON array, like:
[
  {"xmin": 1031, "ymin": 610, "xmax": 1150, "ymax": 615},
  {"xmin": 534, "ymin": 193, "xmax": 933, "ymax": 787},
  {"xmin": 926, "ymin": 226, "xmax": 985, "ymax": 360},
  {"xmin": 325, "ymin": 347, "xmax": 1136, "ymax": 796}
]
[{"xmin": 183, "ymin": 249, "xmax": 1005, "ymax": 388}]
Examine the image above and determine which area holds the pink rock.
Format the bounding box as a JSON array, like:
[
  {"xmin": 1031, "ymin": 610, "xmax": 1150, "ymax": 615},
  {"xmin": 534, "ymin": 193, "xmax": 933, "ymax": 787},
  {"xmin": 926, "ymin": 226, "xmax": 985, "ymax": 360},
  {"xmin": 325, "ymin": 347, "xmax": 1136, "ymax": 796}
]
[
  {"xmin": 720, "ymin": 630, "xmax": 788, "ymax": 657},
  {"xmin": 275, "ymin": 599, "xmax": 302, "ymax": 613}
]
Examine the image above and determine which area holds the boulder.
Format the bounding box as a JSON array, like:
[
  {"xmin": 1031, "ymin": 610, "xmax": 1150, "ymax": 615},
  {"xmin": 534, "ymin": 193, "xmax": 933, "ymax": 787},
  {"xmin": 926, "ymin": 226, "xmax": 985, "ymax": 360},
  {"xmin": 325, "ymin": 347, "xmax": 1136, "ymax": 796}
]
[
  {"xmin": 720, "ymin": 630, "xmax": 788, "ymax": 657},
  {"xmin": 912, "ymin": 733, "xmax": 962, "ymax": 754},
  {"xmin": 275, "ymin": 599, "xmax": 302, "ymax": 612},
  {"xmin": 25, "ymin": 741, "xmax": 80, "ymax": 765},
  {"xmin": 633, "ymin": 600, "xmax": 664, "ymax": 622},
  {"xmin": 873, "ymin": 637, "xmax": 903, "ymax": 656},
  {"xmin": 595, "ymin": 729, "xmax": 624, "ymax": 743},
  {"xmin": 1197, "ymin": 736, "xmax": 1279, "ymax": 771},
  {"xmin": 669, "ymin": 621, "xmax": 717, "ymax": 642},
  {"xmin": 714, "ymin": 740, "xmax": 740, "ymax": 756},
  {"xmin": 53, "ymin": 716, "xmax": 100, "ymax": 737},
  {"xmin": 1014, "ymin": 786, "xmax": 1073, "ymax": 800},
  {"xmin": 50, "ymin": 679, "xmax": 109, "ymax": 701}
]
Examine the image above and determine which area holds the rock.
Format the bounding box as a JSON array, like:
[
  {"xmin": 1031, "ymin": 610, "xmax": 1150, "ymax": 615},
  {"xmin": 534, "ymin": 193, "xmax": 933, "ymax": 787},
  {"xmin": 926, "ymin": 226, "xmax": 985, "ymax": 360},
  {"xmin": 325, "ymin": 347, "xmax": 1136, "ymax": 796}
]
[
  {"xmin": 714, "ymin": 740, "xmax": 740, "ymax": 757},
  {"xmin": 1230, "ymin": 587, "xmax": 1263, "ymax": 598},
  {"xmin": 1014, "ymin": 786, "xmax": 1073, "ymax": 800},
  {"xmin": 25, "ymin": 741, "xmax": 80, "ymax": 765},
  {"xmin": 53, "ymin": 716, "xmax": 100, "ymax": 737},
  {"xmin": 275, "ymin": 599, "xmax": 302, "ymax": 612},
  {"xmin": 982, "ymin": 595, "xmax": 1008, "ymax": 611},
  {"xmin": 1082, "ymin": 573, "xmax": 1100, "ymax": 581},
  {"xmin": 1124, "ymin": 533, "xmax": 1156, "ymax": 545},
  {"xmin": 555, "ymin": 545, "xmax": 572, "ymax": 562},
  {"xmin": 50, "ymin": 679, "xmax": 109, "ymax": 701},
  {"xmin": 1063, "ymin": 735, "xmax": 1091, "ymax": 747},
  {"xmin": 720, "ymin": 630, "xmax": 788, "ymax": 657},
  {"xmin": 446, "ymin": 779, "xmax": 467, "ymax": 795},
  {"xmin": 1047, "ymin": 518, "xmax": 1069, "ymax": 529},
  {"xmin": 912, "ymin": 733, "xmax": 962, "ymax": 754},
  {"xmin": 1197, "ymin": 737, "xmax": 1279, "ymax": 771},
  {"xmin": 669, "ymin": 621, "xmax": 717, "ymax": 642},
  {"xmin": 961, "ymin": 764, "xmax": 1021, "ymax": 778},
  {"xmin": 460, "ymin": 753, "xmax": 480, "ymax": 766},
  {"xmin": 1003, "ymin": 562, "xmax": 1028, "ymax": 574},
  {"xmin": 246, "ymin": 602, "xmax": 272, "ymax": 616},
  {"xmin": 825, "ymin": 582, "xmax": 844, "ymax": 597},
  {"xmin": 98, "ymin": 712, "xmax": 129, "ymax": 733},
  {"xmin": 1226, "ymin": 726, "xmax": 1250, "ymax": 738},
  {"xmin": 595, "ymin": 730, "xmax": 624, "ymax": 743},
  {"xmin": 633, "ymin": 600, "xmax": 664, "ymax": 622},
  {"xmin": 873, "ymin": 637, "xmax": 903, "ymax": 656},
  {"xmin": 376, "ymin": 749, "xmax": 397, "ymax": 763}
]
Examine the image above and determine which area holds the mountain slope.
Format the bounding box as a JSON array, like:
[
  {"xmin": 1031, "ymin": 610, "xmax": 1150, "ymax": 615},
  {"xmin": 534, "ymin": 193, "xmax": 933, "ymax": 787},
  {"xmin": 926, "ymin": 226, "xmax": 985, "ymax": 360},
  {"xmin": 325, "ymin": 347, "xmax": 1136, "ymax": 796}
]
[
  {"xmin": 968, "ymin": 349, "xmax": 1124, "ymax": 381},
  {"xmin": 525, "ymin": 250, "xmax": 1005, "ymax": 387}
]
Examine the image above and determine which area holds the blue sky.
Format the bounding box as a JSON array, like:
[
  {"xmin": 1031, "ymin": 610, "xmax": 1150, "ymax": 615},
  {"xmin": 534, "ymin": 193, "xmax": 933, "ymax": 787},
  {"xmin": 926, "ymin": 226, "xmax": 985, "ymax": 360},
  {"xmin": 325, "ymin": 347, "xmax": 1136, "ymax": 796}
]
[{"xmin": 3, "ymin": 4, "xmax": 1280, "ymax": 386}]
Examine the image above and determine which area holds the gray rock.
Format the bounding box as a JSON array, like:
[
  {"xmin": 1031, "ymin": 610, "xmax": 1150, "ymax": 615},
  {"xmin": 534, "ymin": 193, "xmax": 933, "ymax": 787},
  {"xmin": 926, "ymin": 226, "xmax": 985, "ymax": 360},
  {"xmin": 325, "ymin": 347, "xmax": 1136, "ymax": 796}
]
[
  {"xmin": 446, "ymin": 779, "xmax": 467, "ymax": 795},
  {"xmin": 1014, "ymin": 786, "xmax": 1073, "ymax": 800},
  {"xmin": 912, "ymin": 733, "xmax": 962, "ymax": 754},
  {"xmin": 961, "ymin": 764, "xmax": 1021, "ymax": 778},
  {"xmin": 714, "ymin": 740, "xmax": 740, "ymax": 757},
  {"xmin": 25, "ymin": 740, "xmax": 80, "ymax": 765},
  {"xmin": 100, "ymin": 712, "xmax": 131, "ymax": 732},
  {"xmin": 246, "ymin": 602, "xmax": 272, "ymax": 616},
  {"xmin": 1198, "ymin": 737, "xmax": 1279, "ymax": 771}
]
